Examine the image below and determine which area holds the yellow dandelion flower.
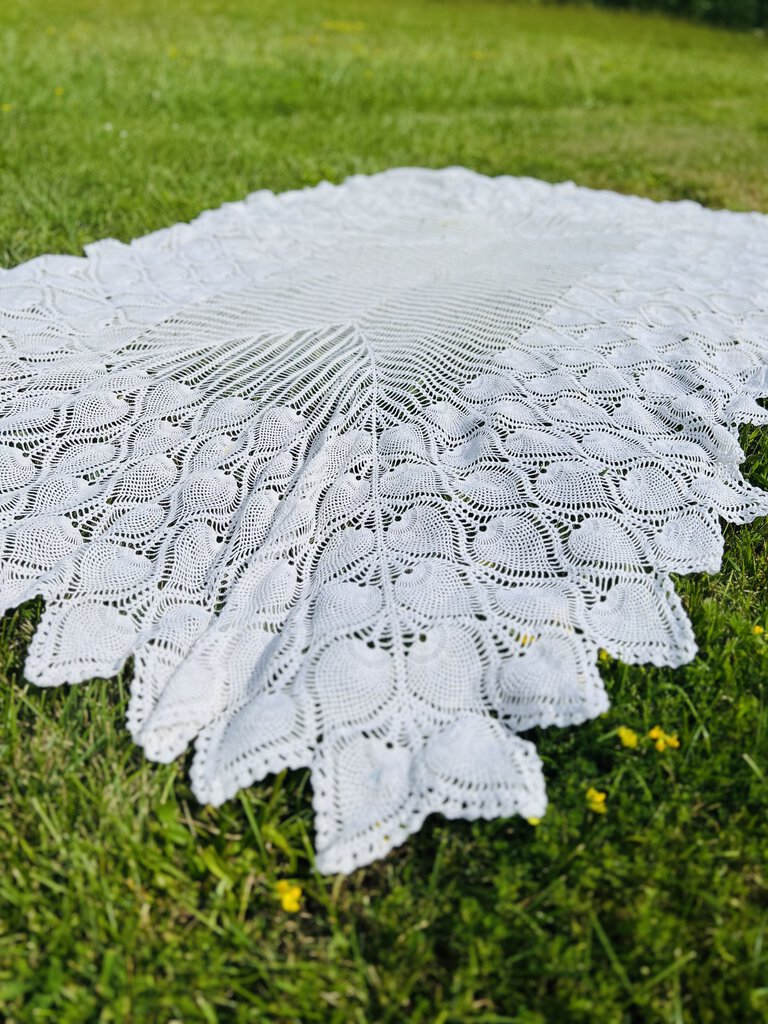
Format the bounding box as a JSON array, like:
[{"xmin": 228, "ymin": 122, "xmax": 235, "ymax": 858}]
[
  {"xmin": 322, "ymin": 20, "xmax": 365, "ymax": 34},
  {"xmin": 617, "ymin": 726, "xmax": 638, "ymax": 749},
  {"xmin": 275, "ymin": 879, "xmax": 302, "ymax": 913},
  {"xmin": 753, "ymin": 624, "xmax": 764, "ymax": 635},
  {"xmin": 586, "ymin": 787, "xmax": 607, "ymax": 814},
  {"xmin": 526, "ymin": 817, "xmax": 541, "ymax": 826},
  {"xmin": 648, "ymin": 725, "xmax": 680, "ymax": 753},
  {"xmin": 598, "ymin": 648, "xmax": 610, "ymax": 663},
  {"xmin": 281, "ymin": 889, "xmax": 301, "ymax": 913}
]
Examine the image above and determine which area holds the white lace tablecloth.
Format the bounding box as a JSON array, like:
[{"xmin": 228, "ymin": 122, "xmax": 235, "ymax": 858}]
[{"xmin": 1, "ymin": 168, "xmax": 767, "ymax": 872}]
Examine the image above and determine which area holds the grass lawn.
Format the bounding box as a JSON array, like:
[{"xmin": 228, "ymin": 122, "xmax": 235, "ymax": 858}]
[{"xmin": 1, "ymin": 1, "xmax": 768, "ymax": 1021}]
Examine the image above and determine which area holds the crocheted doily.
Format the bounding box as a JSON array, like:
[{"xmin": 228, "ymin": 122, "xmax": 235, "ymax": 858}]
[{"xmin": 2, "ymin": 168, "xmax": 767, "ymax": 872}]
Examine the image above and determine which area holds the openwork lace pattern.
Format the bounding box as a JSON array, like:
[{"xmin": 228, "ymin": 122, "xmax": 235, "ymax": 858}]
[{"xmin": 1, "ymin": 168, "xmax": 767, "ymax": 872}]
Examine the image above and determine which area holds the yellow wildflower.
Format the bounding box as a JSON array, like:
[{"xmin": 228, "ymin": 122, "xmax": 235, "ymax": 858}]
[
  {"xmin": 322, "ymin": 20, "xmax": 365, "ymax": 33},
  {"xmin": 526, "ymin": 817, "xmax": 541, "ymax": 826},
  {"xmin": 598, "ymin": 648, "xmax": 610, "ymax": 663},
  {"xmin": 648, "ymin": 725, "xmax": 679, "ymax": 752},
  {"xmin": 53, "ymin": 86, "xmax": 64, "ymax": 97},
  {"xmin": 275, "ymin": 879, "xmax": 302, "ymax": 913},
  {"xmin": 617, "ymin": 726, "xmax": 638, "ymax": 749},
  {"xmin": 753, "ymin": 624, "xmax": 764, "ymax": 635},
  {"xmin": 586, "ymin": 787, "xmax": 607, "ymax": 814}
]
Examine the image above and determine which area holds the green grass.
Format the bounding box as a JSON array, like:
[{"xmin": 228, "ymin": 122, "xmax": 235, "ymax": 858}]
[{"xmin": 1, "ymin": 1, "xmax": 768, "ymax": 1021}]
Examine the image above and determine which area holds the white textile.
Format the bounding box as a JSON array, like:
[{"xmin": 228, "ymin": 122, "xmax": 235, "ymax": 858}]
[{"xmin": 1, "ymin": 168, "xmax": 767, "ymax": 872}]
